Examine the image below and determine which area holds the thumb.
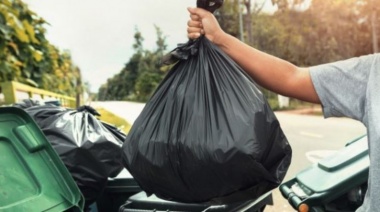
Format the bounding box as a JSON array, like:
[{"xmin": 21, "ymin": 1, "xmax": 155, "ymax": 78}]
[{"xmin": 187, "ymin": 7, "xmax": 211, "ymax": 18}]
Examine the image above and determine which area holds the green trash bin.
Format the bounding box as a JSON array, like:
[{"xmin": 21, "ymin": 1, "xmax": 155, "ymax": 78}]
[
  {"xmin": 0, "ymin": 107, "xmax": 85, "ymax": 212},
  {"xmin": 280, "ymin": 135, "xmax": 369, "ymax": 212}
]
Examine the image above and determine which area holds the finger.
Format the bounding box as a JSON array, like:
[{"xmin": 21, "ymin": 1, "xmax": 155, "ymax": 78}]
[
  {"xmin": 187, "ymin": 20, "xmax": 202, "ymax": 28},
  {"xmin": 187, "ymin": 7, "xmax": 210, "ymax": 18},
  {"xmin": 190, "ymin": 14, "xmax": 201, "ymax": 21},
  {"xmin": 188, "ymin": 32, "xmax": 201, "ymax": 40},
  {"xmin": 187, "ymin": 27, "xmax": 202, "ymax": 34}
]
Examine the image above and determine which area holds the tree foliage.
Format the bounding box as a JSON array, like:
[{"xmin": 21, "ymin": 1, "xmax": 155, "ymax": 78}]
[
  {"xmin": 98, "ymin": 0, "xmax": 379, "ymax": 104},
  {"xmin": 0, "ymin": 0, "xmax": 81, "ymax": 96},
  {"xmin": 219, "ymin": 0, "xmax": 377, "ymax": 64},
  {"xmin": 98, "ymin": 26, "xmax": 170, "ymax": 102},
  {"xmin": 213, "ymin": 0, "xmax": 377, "ymax": 105}
]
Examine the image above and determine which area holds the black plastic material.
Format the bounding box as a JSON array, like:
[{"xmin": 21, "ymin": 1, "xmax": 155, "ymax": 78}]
[
  {"xmin": 161, "ymin": 0, "xmax": 223, "ymax": 66},
  {"xmin": 96, "ymin": 169, "xmax": 142, "ymax": 212},
  {"xmin": 119, "ymin": 191, "xmax": 272, "ymax": 212},
  {"xmin": 12, "ymin": 98, "xmax": 45, "ymax": 109},
  {"xmin": 21, "ymin": 105, "xmax": 125, "ymax": 206},
  {"xmin": 123, "ymin": 35, "xmax": 292, "ymax": 204},
  {"xmin": 196, "ymin": 0, "xmax": 224, "ymax": 13}
]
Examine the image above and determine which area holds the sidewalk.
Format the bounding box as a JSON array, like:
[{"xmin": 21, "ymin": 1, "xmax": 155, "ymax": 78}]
[
  {"xmin": 276, "ymin": 106, "xmax": 323, "ymax": 116},
  {"xmin": 91, "ymin": 101, "xmax": 145, "ymax": 125}
]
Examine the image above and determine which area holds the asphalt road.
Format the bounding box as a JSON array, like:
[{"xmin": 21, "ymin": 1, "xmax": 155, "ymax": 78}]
[{"xmin": 93, "ymin": 101, "xmax": 367, "ymax": 211}]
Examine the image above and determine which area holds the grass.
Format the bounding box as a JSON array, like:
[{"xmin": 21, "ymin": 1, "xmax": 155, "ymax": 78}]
[{"xmin": 96, "ymin": 107, "xmax": 132, "ymax": 134}]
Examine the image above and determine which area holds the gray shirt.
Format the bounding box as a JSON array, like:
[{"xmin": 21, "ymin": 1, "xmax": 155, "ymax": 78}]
[{"xmin": 310, "ymin": 53, "xmax": 380, "ymax": 212}]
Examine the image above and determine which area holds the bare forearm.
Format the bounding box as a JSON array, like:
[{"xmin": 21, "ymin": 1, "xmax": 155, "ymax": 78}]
[
  {"xmin": 216, "ymin": 33, "xmax": 320, "ymax": 104},
  {"xmin": 217, "ymin": 34, "xmax": 296, "ymax": 94},
  {"xmin": 186, "ymin": 7, "xmax": 320, "ymax": 103}
]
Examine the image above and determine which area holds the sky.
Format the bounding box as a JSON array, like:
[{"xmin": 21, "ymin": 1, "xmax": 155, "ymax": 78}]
[{"xmin": 23, "ymin": 0, "xmax": 277, "ymax": 92}]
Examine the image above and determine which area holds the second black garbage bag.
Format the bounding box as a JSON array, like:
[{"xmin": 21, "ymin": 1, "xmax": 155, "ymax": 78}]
[
  {"xmin": 122, "ymin": 36, "xmax": 292, "ymax": 204},
  {"xmin": 24, "ymin": 105, "xmax": 125, "ymax": 206}
]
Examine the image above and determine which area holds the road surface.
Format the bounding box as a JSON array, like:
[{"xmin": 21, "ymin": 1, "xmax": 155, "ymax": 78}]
[{"xmin": 93, "ymin": 101, "xmax": 366, "ymax": 211}]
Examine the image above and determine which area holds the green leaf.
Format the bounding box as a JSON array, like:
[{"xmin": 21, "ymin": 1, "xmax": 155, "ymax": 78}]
[
  {"xmin": 9, "ymin": 55, "xmax": 22, "ymax": 66},
  {"xmin": 24, "ymin": 78, "xmax": 38, "ymax": 87},
  {"xmin": 0, "ymin": 42, "xmax": 5, "ymax": 56},
  {"xmin": 32, "ymin": 71, "xmax": 42, "ymax": 79},
  {"xmin": 0, "ymin": 12, "xmax": 5, "ymax": 24},
  {"xmin": 29, "ymin": 46, "xmax": 43, "ymax": 62},
  {"xmin": 7, "ymin": 13, "xmax": 29, "ymax": 43},
  {"xmin": 0, "ymin": 23, "xmax": 11, "ymax": 39},
  {"xmin": 22, "ymin": 68, "xmax": 30, "ymax": 78},
  {"xmin": 7, "ymin": 41, "xmax": 19, "ymax": 55},
  {"xmin": 22, "ymin": 20, "xmax": 39, "ymax": 44},
  {"xmin": 4, "ymin": 60, "xmax": 21, "ymax": 80},
  {"xmin": 0, "ymin": 0, "xmax": 12, "ymax": 8}
]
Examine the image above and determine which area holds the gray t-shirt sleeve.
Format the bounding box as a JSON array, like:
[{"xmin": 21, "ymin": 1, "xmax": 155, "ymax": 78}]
[{"xmin": 309, "ymin": 54, "xmax": 376, "ymax": 122}]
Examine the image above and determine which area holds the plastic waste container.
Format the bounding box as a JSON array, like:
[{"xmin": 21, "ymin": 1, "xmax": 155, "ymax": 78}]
[
  {"xmin": 96, "ymin": 169, "xmax": 142, "ymax": 212},
  {"xmin": 119, "ymin": 191, "xmax": 273, "ymax": 212},
  {"xmin": 280, "ymin": 135, "xmax": 369, "ymax": 212},
  {"xmin": 0, "ymin": 107, "xmax": 84, "ymax": 212}
]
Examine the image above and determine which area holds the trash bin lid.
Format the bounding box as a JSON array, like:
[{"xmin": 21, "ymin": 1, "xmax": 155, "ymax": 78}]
[
  {"xmin": 0, "ymin": 107, "xmax": 84, "ymax": 212},
  {"xmin": 296, "ymin": 136, "xmax": 369, "ymax": 193}
]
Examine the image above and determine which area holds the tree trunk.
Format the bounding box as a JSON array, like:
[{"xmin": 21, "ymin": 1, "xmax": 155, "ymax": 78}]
[
  {"xmin": 243, "ymin": 0, "xmax": 253, "ymax": 45},
  {"xmin": 75, "ymin": 68, "xmax": 82, "ymax": 108},
  {"xmin": 371, "ymin": 9, "xmax": 379, "ymax": 53},
  {"xmin": 238, "ymin": 0, "xmax": 245, "ymax": 42}
]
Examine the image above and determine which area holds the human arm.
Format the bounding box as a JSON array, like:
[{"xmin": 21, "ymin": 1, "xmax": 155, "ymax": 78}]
[{"xmin": 187, "ymin": 7, "xmax": 321, "ymax": 104}]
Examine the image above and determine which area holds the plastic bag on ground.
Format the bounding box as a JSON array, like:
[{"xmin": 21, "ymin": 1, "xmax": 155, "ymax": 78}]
[{"xmin": 122, "ymin": 34, "xmax": 292, "ymax": 204}]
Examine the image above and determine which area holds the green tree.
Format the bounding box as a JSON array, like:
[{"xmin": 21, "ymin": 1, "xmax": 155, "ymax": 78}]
[
  {"xmin": 133, "ymin": 72, "xmax": 162, "ymax": 102},
  {"xmin": 215, "ymin": 0, "xmax": 374, "ymax": 108},
  {"xmin": 215, "ymin": 0, "xmax": 240, "ymax": 38},
  {"xmin": 98, "ymin": 26, "xmax": 169, "ymax": 102},
  {"xmin": 0, "ymin": 0, "xmax": 82, "ymax": 97},
  {"xmin": 129, "ymin": 25, "xmax": 169, "ymax": 101}
]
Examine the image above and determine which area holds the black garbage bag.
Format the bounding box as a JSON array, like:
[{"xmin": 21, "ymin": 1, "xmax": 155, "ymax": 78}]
[
  {"xmin": 12, "ymin": 98, "xmax": 45, "ymax": 109},
  {"xmin": 122, "ymin": 25, "xmax": 292, "ymax": 205},
  {"xmin": 23, "ymin": 105, "xmax": 125, "ymax": 205}
]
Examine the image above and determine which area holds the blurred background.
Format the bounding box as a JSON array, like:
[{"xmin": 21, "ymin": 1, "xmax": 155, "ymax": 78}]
[
  {"xmin": 2, "ymin": 0, "xmax": 378, "ymax": 109},
  {"xmin": 1, "ymin": 1, "xmax": 373, "ymax": 211}
]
